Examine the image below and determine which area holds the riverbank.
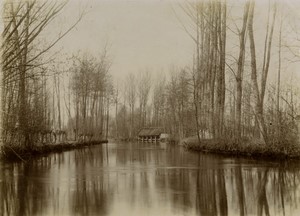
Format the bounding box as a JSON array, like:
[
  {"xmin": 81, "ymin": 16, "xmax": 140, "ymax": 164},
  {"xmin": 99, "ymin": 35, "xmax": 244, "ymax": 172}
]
[
  {"xmin": 182, "ymin": 136, "xmax": 300, "ymax": 160},
  {"xmin": 0, "ymin": 140, "xmax": 108, "ymax": 162}
]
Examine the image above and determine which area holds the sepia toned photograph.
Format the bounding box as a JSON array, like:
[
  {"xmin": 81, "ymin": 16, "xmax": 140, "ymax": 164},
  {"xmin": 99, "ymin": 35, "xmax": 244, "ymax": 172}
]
[{"xmin": 1, "ymin": 0, "xmax": 300, "ymax": 215}]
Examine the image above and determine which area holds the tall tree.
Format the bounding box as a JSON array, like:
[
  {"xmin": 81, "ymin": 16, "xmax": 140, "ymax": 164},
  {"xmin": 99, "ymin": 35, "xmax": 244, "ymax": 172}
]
[
  {"xmin": 137, "ymin": 70, "xmax": 151, "ymax": 128},
  {"xmin": 236, "ymin": 1, "xmax": 250, "ymax": 140},
  {"xmin": 248, "ymin": 0, "xmax": 277, "ymax": 144},
  {"xmin": 2, "ymin": 0, "xmax": 76, "ymax": 147},
  {"xmin": 125, "ymin": 73, "xmax": 136, "ymax": 138}
]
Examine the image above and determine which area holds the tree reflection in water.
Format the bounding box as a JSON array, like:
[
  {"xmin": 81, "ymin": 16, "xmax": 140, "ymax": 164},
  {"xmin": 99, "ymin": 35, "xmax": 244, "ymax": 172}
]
[
  {"xmin": 1, "ymin": 156, "xmax": 54, "ymax": 216},
  {"xmin": 71, "ymin": 147, "xmax": 112, "ymax": 215},
  {"xmin": 195, "ymin": 154, "xmax": 228, "ymax": 216},
  {"xmin": 1, "ymin": 143, "xmax": 300, "ymax": 216}
]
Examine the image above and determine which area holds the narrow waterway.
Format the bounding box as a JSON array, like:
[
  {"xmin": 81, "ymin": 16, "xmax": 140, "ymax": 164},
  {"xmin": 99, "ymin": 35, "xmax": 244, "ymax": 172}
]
[{"xmin": 1, "ymin": 142, "xmax": 300, "ymax": 216}]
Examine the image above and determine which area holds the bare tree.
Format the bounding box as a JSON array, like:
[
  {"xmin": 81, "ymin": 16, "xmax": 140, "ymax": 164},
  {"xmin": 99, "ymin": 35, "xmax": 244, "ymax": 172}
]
[
  {"xmin": 1, "ymin": 0, "xmax": 82, "ymax": 148},
  {"xmin": 113, "ymin": 83, "xmax": 119, "ymax": 138},
  {"xmin": 69, "ymin": 52, "xmax": 111, "ymax": 141},
  {"xmin": 137, "ymin": 70, "xmax": 151, "ymax": 128},
  {"xmin": 125, "ymin": 73, "xmax": 136, "ymax": 139},
  {"xmin": 235, "ymin": 2, "xmax": 250, "ymax": 141},
  {"xmin": 248, "ymin": 0, "xmax": 277, "ymax": 144},
  {"xmin": 276, "ymin": 10, "xmax": 283, "ymax": 138}
]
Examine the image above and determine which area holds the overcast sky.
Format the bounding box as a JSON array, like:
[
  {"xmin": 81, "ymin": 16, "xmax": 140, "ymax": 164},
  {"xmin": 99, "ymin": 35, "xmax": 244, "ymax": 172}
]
[
  {"xmin": 2, "ymin": 0, "xmax": 300, "ymax": 86},
  {"xmin": 48, "ymin": 0, "xmax": 194, "ymax": 83},
  {"xmin": 43, "ymin": 0, "xmax": 300, "ymax": 86}
]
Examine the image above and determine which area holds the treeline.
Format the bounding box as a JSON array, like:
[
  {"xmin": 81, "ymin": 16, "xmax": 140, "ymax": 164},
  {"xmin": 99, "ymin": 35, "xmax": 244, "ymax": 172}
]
[
  {"xmin": 113, "ymin": 0, "xmax": 300, "ymax": 147},
  {"xmin": 0, "ymin": 0, "xmax": 112, "ymax": 151},
  {"xmin": 1, "ymin": 0, "xmax": 70, "ymax": 148},
  {"xmin": 2, "ymin": 0, "xmax": 300, "ymax": 150},
  {"xmin": 183, "ymin": 0, "xmax": 299, "ymax": 146},
  {"xmin": 113, "ymin": 68, "xmax": 197, "ymax": 140},
  {"xmin": 66, "ymin": 52, "xmax": 113, "ymax": 142}
]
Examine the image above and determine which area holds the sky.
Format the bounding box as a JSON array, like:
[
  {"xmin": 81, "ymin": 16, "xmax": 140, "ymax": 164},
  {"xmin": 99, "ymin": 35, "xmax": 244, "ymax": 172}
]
[
  {"xmin": 47, "ymin": 0, "xmax": 194, "ymax": 83},
  {"xmin": 41, "ymin": 0, "xmax": 300, "ymax": 86}
]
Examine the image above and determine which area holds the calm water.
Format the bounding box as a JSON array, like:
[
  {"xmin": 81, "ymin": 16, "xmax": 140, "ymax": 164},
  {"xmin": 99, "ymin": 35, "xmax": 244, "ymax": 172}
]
[{"xmin": 1, "ymin": 142, "xmax": 300, "ymax": 216}]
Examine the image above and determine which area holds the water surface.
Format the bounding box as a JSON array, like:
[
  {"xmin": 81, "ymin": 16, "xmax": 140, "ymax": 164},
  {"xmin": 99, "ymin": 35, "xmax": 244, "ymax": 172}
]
[{"xmin": 1, "ymin": 142, "xmax": 300, "ymax": 216}]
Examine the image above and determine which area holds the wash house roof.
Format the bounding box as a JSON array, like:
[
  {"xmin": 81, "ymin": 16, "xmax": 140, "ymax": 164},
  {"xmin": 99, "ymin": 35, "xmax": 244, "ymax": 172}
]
[{"xmin": 138, "ymin": 127, "xmax": 164, "ymax": 137}]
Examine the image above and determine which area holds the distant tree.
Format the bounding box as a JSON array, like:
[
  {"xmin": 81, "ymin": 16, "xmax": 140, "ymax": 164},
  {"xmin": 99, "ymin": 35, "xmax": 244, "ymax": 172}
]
[
  {"xmin": 69, "ymin": 51, "xmax": 111, "ymax": 141},
  {"xmin": 125, "ymin": 73, "xmax": 136, "ymax": 138},
  {"xmin": 152, "ymin": 75, "xmax": 166, "ymax": 127},
  {"xmin": 137, "ymin": 70, "xmax": 151, "ymax": 129}
]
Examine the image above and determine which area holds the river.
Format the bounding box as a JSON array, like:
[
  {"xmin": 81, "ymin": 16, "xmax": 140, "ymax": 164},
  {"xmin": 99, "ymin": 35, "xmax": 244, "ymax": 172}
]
[{"xmin": 1, "ymin": 142, "xmax": 300, "ymax": 216}]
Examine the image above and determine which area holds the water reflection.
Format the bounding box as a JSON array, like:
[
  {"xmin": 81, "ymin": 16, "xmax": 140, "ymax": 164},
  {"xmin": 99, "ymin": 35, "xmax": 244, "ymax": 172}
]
[{"xmin": 1, "ymin": 142, "xmax": 300, "ymax": 215}]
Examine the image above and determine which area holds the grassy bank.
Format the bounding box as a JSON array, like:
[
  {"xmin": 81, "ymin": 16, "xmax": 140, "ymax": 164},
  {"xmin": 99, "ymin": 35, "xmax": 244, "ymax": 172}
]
[
  {"xmin": 0, "ymin": 140, "xmax": 108, "ymax": 162},
  {"xmin": 182, "ymin": 136, "xmax": 300, "ymax": 160}
]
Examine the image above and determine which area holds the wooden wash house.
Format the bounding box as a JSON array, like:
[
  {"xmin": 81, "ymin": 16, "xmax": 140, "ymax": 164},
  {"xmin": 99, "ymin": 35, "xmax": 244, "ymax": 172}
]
[{"xmin": 138, "ymin": 127, "xmax": 170, "ymax": 142}]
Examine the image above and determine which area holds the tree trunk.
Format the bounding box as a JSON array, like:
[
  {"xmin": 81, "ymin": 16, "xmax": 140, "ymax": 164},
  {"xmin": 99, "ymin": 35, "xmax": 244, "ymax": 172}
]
[
  {"xmin": 236, "ymin": 2, "xmax": 249, "ymax": 141},
  {"xmin": 248, "ymin": 1, "xmax": 268, "ymax": 144},
  {"xmin": 19, "ymin": 2, "xmax": 30, "ymax": 148},
  {"xmin": 277, "ymin": 14, "xmax": 283, "ymax": 139},
  {"xmin": 106, "ymin": 97, "xmax": 109, "ymax": 140}
]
